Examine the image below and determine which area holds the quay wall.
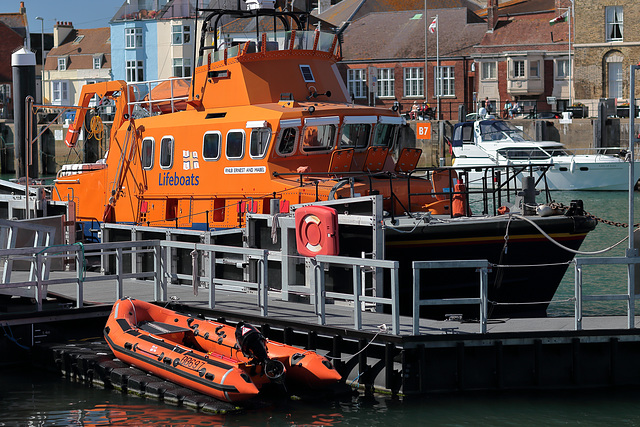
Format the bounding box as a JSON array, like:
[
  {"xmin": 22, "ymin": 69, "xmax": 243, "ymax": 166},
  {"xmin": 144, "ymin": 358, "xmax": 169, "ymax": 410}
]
[{"xmin": 0, "ymin": 118, "xmax": 639, "ymax": 177}]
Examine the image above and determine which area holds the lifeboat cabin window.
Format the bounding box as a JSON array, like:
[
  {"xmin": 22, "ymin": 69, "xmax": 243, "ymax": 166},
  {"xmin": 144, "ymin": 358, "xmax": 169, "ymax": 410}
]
[
  {"xmin": 249, "ymin": 128, "xmax": 272, "ymax": 159},
  {"xmin": 277, "ymin": 128, "xmax": 298, "ymax": 155},
  {"xmin": 160, "ymin": 136, "xmax": 174, "ymax": 169},
  {"xmin": 373, "ymin": 116, "xmax": 404, "ymax": 147},
  {"xmin": 203, "ymin": 131, "xmax": 221, "ymax": 161},
  {"xmin": 276, "ymin": 118, "xmax": 301, "ymax": 156},
  {"xmin": 302, "ymin": 117, "xmax": 339, "ymax": 152},
  {"xmin": 226, "ymin": 130, "xmax": 245, "ymax": 160},
  {"xmin": 141, "ymin": 137, "xmax": 155, "ymax": 169},
  {"xmin": 340, "ymin": 116, "xmax": 377, "ymax": 150}
]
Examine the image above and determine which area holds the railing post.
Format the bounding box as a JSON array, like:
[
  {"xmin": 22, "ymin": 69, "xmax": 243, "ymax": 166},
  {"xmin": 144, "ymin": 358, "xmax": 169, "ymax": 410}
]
[
  {"xmin": 391, "ymin": 261, "xmax": 399, "ymax": 335},
  {"xmin": 116, "ymin": 247, "xmax": 123, "ymax": 299},
  {"xmin": 160, "ymin": 242, "xmax": 168, "ymax": 301},
  {"xmin": 35, "ymin": 253, "xmax": 43, "ymax": 312},
  {"xmin": 574, "ymin": 260, "xmax": 583, "ymax": 331},
  {"xmin": 153, "ymin": 242, "xmax": 161, "ymax": 301},
  {"xmin": 76, "ymin": 247, "xmax": 83, "ymax": 308},
  {"xmin": 412, "ymin": 262, "xmax": 420, "ymax": 335},
  {"xmin": 314, "ymin": 259, "xmax": 326, "ymax": 325},
  {"xmin": 259, "ymin": 250, "xmax": 268, "ymax": 317},
  {"xmin": 208, "ymin": 247, "xmax": 216, "ymax": 309},
  {"xmin": 479, "ymin": 266, "xmax": 488, "ymax": 334},
  {"xmin": 353, "ymin": 263, "xmax": 362, "ymax": 330}
]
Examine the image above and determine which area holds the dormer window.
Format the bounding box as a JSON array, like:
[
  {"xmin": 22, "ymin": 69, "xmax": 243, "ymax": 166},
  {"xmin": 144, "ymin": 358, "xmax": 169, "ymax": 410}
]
[
  {"xmin": 93, "ymin": 55, "xmax": 102, "ymax": 70},
  {"xmin": 57, "ymin": 57, "xmax": 67, "ymax": 71}
]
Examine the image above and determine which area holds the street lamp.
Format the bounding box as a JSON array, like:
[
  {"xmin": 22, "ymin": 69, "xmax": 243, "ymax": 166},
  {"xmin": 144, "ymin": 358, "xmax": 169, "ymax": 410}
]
[{"xmin": 35, "ymin": 16, "xmax": 44, "ymax": 104}]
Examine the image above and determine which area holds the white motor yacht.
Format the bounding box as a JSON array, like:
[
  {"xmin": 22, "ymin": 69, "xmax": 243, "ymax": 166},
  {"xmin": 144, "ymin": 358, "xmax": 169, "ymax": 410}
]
[{"xmin": 451, "ymin": 120, "xmax": 640, "ymax": 191}]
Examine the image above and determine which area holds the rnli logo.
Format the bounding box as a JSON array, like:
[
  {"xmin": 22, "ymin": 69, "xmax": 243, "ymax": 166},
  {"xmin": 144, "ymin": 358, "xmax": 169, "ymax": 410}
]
[{"xmin": 183, "ymin": 150, "xmax": 200, "ymax": 170}]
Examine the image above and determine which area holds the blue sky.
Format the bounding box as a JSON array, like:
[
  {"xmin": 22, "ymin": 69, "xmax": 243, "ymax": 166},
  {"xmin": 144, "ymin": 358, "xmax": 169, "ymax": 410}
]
[{"xmin": 0, "ymin": 0, "xmax": 123, "ymax": 33}]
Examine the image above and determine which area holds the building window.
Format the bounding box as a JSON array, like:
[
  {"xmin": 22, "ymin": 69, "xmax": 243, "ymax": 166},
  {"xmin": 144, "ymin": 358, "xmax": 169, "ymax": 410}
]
[
  {"xmin": 226, "ymin": 130, "xmax": 245, "ymax": 160},
  {"xmin": 172, "ymin": 58, "xmax": 191, "ymax": 78},
  {"xmin": 403, "ymin": 67, "xmax": 424, "ymax": 97},
  {"xmin": 605, "ymin": 6, "xmax": 623, "ymax": 42},
  {"xmin": 203, "ymin": 132, "xmax": 221, "ymax": 161},
  {"xmin": 377, "ymin": 68, "xmax": 394, "ymax": 98},
  {"xmin": 529, "ymin": 60, "xmax": 539, "ymax": 78},
  {"xmin": 159, "ymin": 136, "xmax": 174, "ymax": 169},
  {"xmin": 513, "ymin": 60, "xmax": 525, "ymax": 78},
  {"xmin": 608, "ymin": 62, "xmax": 623, "ymax": 99},
  {"xmin": 126, "ymin": 60, "xmax": 144, "ymax": 82},
  {"xmin": 556, "ymin": 59, "xmax": 569, "ymax": 78},
  {"xmin": 93, "ymin": 56, "xmax": 102, "ymax": 69},
  {"xmin": 347, "ymin": 69, "xmax": 366, "ymax": 99},
  {"xmin": 172, "ymin": 24, "xmax": 191, "ymax": 45},
  {"xmin": 434, "ymin": 66, "xmax": 454, "ymax": 97},
  {"xmin": 57, "ymin": 57, "xmax": 66, "ymax": 71},
  {"xmin": 51, "ymin": 81, "xmax": 68, "ymax": 105},
  {"xmin": 125, "ymin": 27, "xmax": 143, "ymax": 48},
  {"xmin": 481, "ymin": 62, "xmax": 496, "ymax": 80},
  {"xmin": 141, "ymin": 137, "xmax": 154, "ymax": 170}
]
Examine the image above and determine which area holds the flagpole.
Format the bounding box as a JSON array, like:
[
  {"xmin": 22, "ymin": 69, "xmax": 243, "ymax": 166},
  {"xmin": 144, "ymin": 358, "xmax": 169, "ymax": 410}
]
[
  {"xmin": 424, "ymin": 0, "xmax": 428, "ymax": 103},
  {"xmin": 436, "ymin": 14, "xmax": 439, "ymax": 120},
  {"xmin": 569, "ymin": 0, "xmax": 573, "ymax": 108}
]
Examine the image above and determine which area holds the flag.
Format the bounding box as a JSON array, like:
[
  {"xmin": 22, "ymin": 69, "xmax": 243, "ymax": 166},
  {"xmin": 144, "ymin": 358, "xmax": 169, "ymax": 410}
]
[
  {"xmin": 428, "ymin": 17, "xmax": 437, "ymax": 34},
  {"xmin": 549, "ymin": 11, "xmax": 568, "ymax": 25}
]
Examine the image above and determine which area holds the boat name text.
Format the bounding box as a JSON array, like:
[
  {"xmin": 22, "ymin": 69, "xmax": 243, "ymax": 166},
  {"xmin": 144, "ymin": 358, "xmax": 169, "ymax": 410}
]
[
  {"xmin": 224, "ymin": 166, "xmax": 266, "ymax": 174},
  {"xmin": 158, "ymin": 172, "xmax": 200, "ymax": 186}
]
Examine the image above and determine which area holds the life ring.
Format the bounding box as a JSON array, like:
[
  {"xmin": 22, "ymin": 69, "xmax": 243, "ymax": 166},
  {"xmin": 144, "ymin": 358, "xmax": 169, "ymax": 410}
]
[{"xmin": 295, "ymin": 206, "xmax": 339, "ymax": 257}]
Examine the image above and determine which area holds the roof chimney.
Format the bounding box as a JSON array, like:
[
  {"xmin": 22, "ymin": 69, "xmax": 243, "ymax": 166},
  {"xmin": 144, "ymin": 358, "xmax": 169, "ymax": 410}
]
[
  {"xmin": 53, "ymin": 21, "xmax": 74, "ymax": 48},
  {"xmin": 487, "ymin": 0, "xmax": 498, "ymax": 33},
  {"xmin": 19, "ymin": 1, "xmax": 26, "ymax": 14}
]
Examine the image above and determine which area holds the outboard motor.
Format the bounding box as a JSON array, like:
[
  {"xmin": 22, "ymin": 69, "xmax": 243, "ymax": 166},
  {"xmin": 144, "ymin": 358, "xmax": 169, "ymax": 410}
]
[{"xmin": 235, "ymin": 322, "xmax": 285, "ymax": 384}]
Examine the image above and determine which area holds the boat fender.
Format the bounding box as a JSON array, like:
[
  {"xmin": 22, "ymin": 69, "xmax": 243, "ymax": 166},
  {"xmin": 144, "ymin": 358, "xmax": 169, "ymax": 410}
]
[
  {"xmin": 199, "ymin": 368, "xmax": 207, "ymax": 377},
  {"xmin": 173, "ymin": 358, "xmax": 180, "ymax": 367},
  {"xmin": 536, "ymin": 204, "xmax": 563, "ymax": 217},
  {"xmin": 498, "ymin": 206, "xmax": 510, "ymax": 215},
  {"xmin": 452, "ymin": 181, "xmax": 469, "ymax": 217},
  {"xmin": 157, "ymin": 352, "xmax": 164, "ymax": 361},
  {"xmin": 570, "ymin": 158, "xmax": 576, "ymax": 173},
  {"xmin": 295, "ymin": 205, "xmax": 339, "ymax": 257}
]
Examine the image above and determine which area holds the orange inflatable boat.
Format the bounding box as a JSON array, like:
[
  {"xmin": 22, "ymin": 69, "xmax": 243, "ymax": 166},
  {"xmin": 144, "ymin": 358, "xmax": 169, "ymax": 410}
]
[{"xmin": 104, "ymin": 298, "xmax": 341, "ymax": 402}]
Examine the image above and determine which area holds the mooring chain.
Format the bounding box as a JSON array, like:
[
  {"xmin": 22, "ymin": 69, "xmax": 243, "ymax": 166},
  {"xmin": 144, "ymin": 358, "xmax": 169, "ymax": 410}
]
[{"xmin": 548, "ymin": 202, "xmax": 637, "ymax": 228}]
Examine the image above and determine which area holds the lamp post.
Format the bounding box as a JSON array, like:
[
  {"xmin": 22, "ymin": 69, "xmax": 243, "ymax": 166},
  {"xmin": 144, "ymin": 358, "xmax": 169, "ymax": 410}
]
[{"xmin": 35, "ymin": 16, "xmax": 44, "ymax": 104}]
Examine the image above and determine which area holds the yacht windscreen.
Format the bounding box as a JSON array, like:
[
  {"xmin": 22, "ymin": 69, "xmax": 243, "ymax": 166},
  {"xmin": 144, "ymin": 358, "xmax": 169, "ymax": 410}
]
[
  {"xmin": 497, "ymin": 147, "xmax": 550, "ymax": 160},
  {"xmin": 480, "ymin": 121, "xmax": 530, "ymax": 142}
]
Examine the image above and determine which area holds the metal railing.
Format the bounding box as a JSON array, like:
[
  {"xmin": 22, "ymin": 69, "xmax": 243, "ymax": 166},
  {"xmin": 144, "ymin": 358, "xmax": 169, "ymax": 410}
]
[
  {"xmin": 412, "ymin": 260, "xmax": 490, "ymax": 334},
  {"xmin": 4, "ymin": 237, "xmax": 640, "ymax": 336},
  {"xmin": 313, "ymin": 254, "xmax": 400, "ymax": 335}
]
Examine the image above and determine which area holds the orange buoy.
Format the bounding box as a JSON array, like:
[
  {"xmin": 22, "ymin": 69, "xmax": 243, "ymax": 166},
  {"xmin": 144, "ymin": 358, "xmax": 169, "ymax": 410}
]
[{"xmin": 295, "ymin": 205, "xmax": 339, "ymax": 257}]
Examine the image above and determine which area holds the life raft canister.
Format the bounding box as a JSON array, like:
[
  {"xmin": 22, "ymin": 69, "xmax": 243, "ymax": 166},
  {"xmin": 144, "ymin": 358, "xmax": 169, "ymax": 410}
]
[{"xmin": 295, "ymin": 205, "xmax": 339, "ymax": 257}]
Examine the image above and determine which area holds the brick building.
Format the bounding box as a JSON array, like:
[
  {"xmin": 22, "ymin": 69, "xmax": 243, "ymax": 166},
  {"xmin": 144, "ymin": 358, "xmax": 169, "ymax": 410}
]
[
  {"xmin": 338, "ymin": 7, "xmax": 486, "ymax": 120},
  {"xmin": 473, "ymin": 0, "xmax": 572, "ymax": 116},
  {"xmin": 573, "ymin": 0, "xmax": 640, "ymax": 108}
]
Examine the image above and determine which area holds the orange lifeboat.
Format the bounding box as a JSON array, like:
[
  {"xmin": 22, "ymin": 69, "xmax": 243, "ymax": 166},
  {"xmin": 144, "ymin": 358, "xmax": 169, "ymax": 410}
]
[{"xmin": 104, "ymin": 298, "xmax": 341, "ymax": 402}]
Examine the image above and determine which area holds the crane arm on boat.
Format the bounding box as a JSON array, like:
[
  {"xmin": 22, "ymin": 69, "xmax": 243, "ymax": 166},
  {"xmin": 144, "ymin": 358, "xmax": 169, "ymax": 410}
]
[{"xmin": 64, "ymin": 80, "xmax": 134, "ymax": 148}]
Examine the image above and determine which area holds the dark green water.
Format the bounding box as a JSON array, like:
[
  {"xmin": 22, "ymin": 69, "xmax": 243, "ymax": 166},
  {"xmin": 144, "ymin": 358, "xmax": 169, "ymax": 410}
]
[{"xmin": 3, "ymin": 191, "xmax": 640, "ymax": 425}]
